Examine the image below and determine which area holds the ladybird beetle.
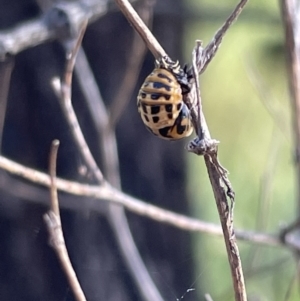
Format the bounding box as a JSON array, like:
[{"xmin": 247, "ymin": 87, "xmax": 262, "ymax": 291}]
[{"xmin": 137, "ymin": 57, "xmax": 194, "ymax": 140}]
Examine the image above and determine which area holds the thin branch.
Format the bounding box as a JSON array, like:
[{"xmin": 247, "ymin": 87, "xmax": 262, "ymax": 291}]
[
  {"xmin": 74, "ymin": 47, "xmax": 109, "ymax": 130},
  {"xmin": 51, "ymin": 21, "xmax": 105, "ymax": 183},
  {"xmin": 191, "ymin": 41, "xmax": 205, "ymax": 139},
  {"xmin": 0, "ymin": 0, "xmax": 111, "ymax": 60},
  {"xmin": 49, "ymin": 140, "xmax": 60, "ymax": 216},
  {"xmin": 199, "ymin": 0, "xmax": 248, "ymax": 74},
  {"xmin": 0, "ymin": 58, "xmax": 14, "ymax": 151},
  {"xmin": 114, "ymin": 0, "xmax": 166, "ymax": 59},
  {"xmin": 204, "ymin": 154, "xmax": 247, "ymax": 301},
  {"xmin": 71, "ymin": 49, "xmax": 118, "ymax": 182},
  {"xmin": 0, "ymin": 154, "xmax": 283, "ymax": 249},
  {"xmin": 54, "ymin": 14, "xmax": 165, "ymax": 301},
  {"xmin": 189, "ymin": 57, "xmax": 247, "ymax": 301},
  {"xmin": 109, "ymin": 0, "xmax": 153, "ymax": 128},
  {"xmin": 0, "ymin": 170, "xmax": 90, "ymax": 210},
  {"xmin": 62, "ymin": 18, "xmax": 88, "ymax": 89},
  {"xmin": 44, "ymin": 140, "xmax": 87, "ymax": 301},
  {"xmin": 186, "ymin": 1, "xmax": 249, "ymax": 299}
]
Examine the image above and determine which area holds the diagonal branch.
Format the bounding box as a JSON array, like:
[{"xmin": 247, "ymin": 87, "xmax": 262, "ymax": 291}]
[
  {"xmin": 51, "ymin": 10, "xmax": 165, "ymax": 301},
  {"xmin": 0, "ymin": 0, "xmax": 112, "ymax": 60},
  {"xmin": 0, "ymin": 154, "xmax": 283, "ymax": 249},
  {"xmin": 0, "ymin": 58, "xmax": 14, "ymax": 151},
  {"xmin": 44, "ymin": 140, "xmax": 87, "ymax": 301},
  {"xmin": 52, "ymin": 21, "xmax": 105, "ymax": 184},
  {"xmin": 199, "ymin": 0, "xmax": 248, "ymax": 73},
  {"xmin": 114, "ymin": 0, "xmax": 166, "ymax": 59},
  {"xmin": 109, "ymin": 1, "xmax": 152, "ymax": 128}
]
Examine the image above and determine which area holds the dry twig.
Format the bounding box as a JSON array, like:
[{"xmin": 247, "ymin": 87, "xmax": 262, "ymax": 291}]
[
  {"xmin": 51, "ymin": 20, "xmax": 105, "ymax": 183},
  {"xmin": 0, "ymin": 58, "xmax": 14, "ymax": 151},
  {"xmin": 196, "ymin": 0, "xmax": 249, "ymax": 74},
  {"xmin": 0, "ymin": 0, "xmax": 111, "ymax": 60},
  {"xmin": 44, "ymin": 140, "xmax": 87, "ymax": 301},
  {"xmin": 115, "ymin": 0, "xmax": 249, "ymax": 300},
  {"xmin": 109, "ymin": 0, "xmax": 153, "ymax": 128},
  {"xmin": 186, "ymin": 1, "xmax": 248, "ymax": 298},
  {"xmin": 0, "ymin": 154, "xmax": 282, "ymax": 248},
  {"xmin": 51, "ymin": 14, "xmax": 164, "ymax": 301},
  {"xmin": 114, "ymin": 0, "xmax": 166, "ymax": 59}
]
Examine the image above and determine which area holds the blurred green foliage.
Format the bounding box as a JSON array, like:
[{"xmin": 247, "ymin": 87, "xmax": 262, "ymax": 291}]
[{"xmin": 184, "ymin": 0, "xmax": 298, "ymax": 300}]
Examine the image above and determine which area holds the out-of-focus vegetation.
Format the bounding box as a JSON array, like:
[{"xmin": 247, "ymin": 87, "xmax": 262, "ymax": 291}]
[{"xmin": 184, "ymin": 0, "xmax": 297, "ymax": 300}]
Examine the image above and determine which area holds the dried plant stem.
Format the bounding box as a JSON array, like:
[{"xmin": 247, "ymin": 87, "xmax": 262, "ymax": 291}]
[
  {"xmin": 109, "ymin": 1, "xmax": 152, "ymax": 127},
  {"xmin": 55, "ymin": 16, "xmax": 164, "ymax": 301},
  {"xmin": 0, "ymin": 58, "xmax": 14, "ymax": 151},
  {"xmin": 52, "ymin": 20, "xmax": 104, "ymax": 183},
  {"xmin": 180, "ymin": 1, "xmax": 250, "ymax": 299},
  {"xmin": 0, "ymin": 154, "xmax": 283, "ymax": 249},
  {"xmin": 199, "ymin": 0, "xmax": 248, "ymax": 73},
  {"xmin": 44, "ymin": 140, "xmax": 87, "ymax": 301},
  {"xmin": 190, "ymin": 57, "xmax": 247, "ymax": 300},
  {"xmin": 205, "ymin": 155, "xmax": 246, "ymax": 301},
  {"xmin": 49, "ymin": 140, "xmax": 60, "ymax": 216},
  {"xmin": 0, "ymin": 0, "xmax": 111, "ymax": 59},
  {"xmin": 184, "ymin": 1, "xmax": 249, "ymax": 299},
  {"xmin": 114, "ymin": 0, "xmax": 166, "ymax": 59}
]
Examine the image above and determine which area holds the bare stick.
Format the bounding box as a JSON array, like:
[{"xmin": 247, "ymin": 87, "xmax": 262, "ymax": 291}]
[
  {"xmin": 114, "ymin": 0, "xmax": 167, "ymax": 59},
  {"xmin": 199, "ymin": 0, "xmax": 248, "ymax": 73},
  {"xmin": 205, "ymin": 154, "xmax": 247, "ymax": 301},
  {"xmin": 52, "ymin": 20, "xmax": 104, "ymax": 183},
  {"xmin": 187, "ymin": 19, "xmax": 248, "ymax": 301},
  {"xmin": 44, "ymin": 140, "xmax": 87, "ymax": 301},
  {"xmin": 191, "ymin": 41, "xmax": 204, "ymax": 138},
  {"xmin": 55, "ymin": 13, "xmax": 165, "ymax": 301},
  {"xmin": 48, "ymin": 140, "xmax": 60, "ymax": 216},
  {"xmin": 109, "ymin": 1, "xmax": 152, "ymax": 127},
  {"xmin": 0, "ymin": 0, "xmax": 111, "ymax": 60},
  {"xmin": 0, "ymin": 58, "xmax": 14, "ymax": 151},
  {"xmin": 183, "ymin": 4, "xmax": 249, "ymax": 297},
  {"xmin": 0, "ymin": 154, "xmax": 284, "ymax": 249},
  {"xmin": 187, "ymin": 42, "xmax": 233, "ymax": 197}
]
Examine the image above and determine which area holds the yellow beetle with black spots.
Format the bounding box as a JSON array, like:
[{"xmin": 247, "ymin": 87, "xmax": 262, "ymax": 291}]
[{"xmin": 137, "ymin": 57, "xmax": 194, "ymax": 140}]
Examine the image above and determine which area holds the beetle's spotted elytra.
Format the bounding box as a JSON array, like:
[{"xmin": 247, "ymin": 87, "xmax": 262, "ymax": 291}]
[{"xmin": 137, "ymin": 58, "xmax": 194, "ymax": 140}]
